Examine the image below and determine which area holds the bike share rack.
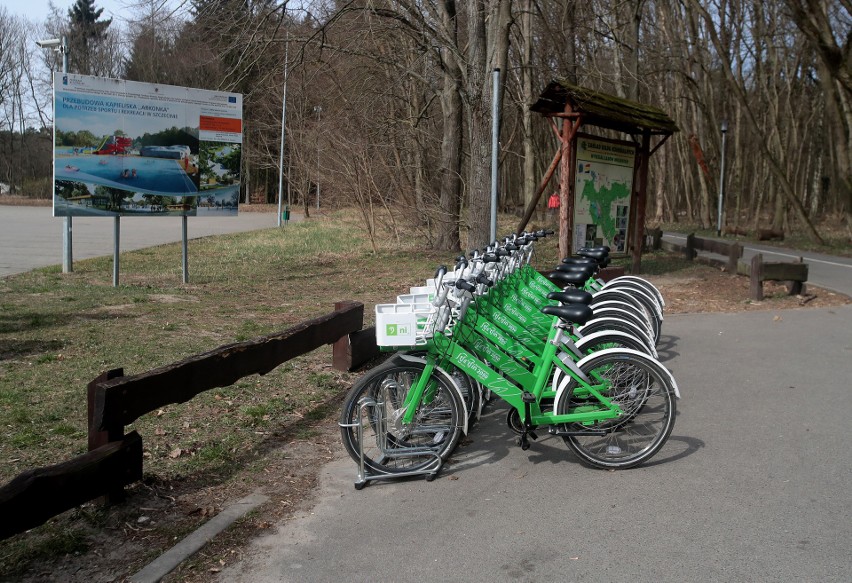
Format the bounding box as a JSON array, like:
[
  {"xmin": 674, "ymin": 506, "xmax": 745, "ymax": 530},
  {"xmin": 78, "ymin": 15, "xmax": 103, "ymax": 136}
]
[{"xmin": 339, "ymin": 396, "xmax": 442, "ymax": 490}]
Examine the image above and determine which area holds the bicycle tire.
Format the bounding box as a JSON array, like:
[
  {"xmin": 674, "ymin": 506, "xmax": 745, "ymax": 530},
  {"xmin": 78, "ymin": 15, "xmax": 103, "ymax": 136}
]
[
  {"xmin": 602, "ymin": 280, "xmax": 665, "ymax": 335},
  {"xmin": 591, "ymin": 288, "xmax": 661, "ymax": 344},
  {"xmin": 589, "ymin": 306, "xmax": 655, "ymax": 340},
  {"xmin": 577, "ymin": 317, "xmax": 656, "ymax": 354},
  {"xmin": 604, "ymin": 276, "xmax": 665, "ymax": 310},
  {"xmin": 555, "ymin": 351, "xmax": 676, "ymax": 469},
  {"xmin": 339, "ymin": 356, "xmax": 464, "ymax": 475}
]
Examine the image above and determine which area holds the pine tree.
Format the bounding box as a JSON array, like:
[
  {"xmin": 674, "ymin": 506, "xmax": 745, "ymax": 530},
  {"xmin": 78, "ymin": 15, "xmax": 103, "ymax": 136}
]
[{"xmin": 67, "ymin": 0, "xmax": 112, "ymax": 75}]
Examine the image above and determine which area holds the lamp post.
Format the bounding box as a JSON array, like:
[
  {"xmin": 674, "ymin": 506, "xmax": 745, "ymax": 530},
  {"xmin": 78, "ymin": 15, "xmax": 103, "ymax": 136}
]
[
  {"xmin": 37, "ymin": 37, "xmax": 72, "ymax": 272},
  {"xmin": 716, "ymin": 119, "xmax": 728, "ymax": 237},
  {"xmin": 490, "ymin": 68, "xmax": 500, "ymax": 244},
  {"xmin": 314, "ymin": 105, "xmax": 321, "ymax": 210},
  {"xmin": 277, "ymin": 32, "xmax": 289, "ymax": 227}
]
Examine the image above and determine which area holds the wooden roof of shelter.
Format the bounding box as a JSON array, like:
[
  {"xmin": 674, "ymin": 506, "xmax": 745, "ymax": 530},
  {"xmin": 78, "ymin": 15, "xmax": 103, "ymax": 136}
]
[{"xmin": 530, "ymin": 79, "xmax": 679, "ymax": 136}]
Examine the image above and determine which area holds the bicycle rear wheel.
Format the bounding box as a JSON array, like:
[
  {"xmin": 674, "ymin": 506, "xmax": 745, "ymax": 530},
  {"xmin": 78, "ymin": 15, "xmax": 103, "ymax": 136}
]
[
  {"xmin": 556, "ymin": 351, "xmax": 676, "ymax": 469},
  {"xmin": 339, "ymin": 356, "xmax": 464, "ymax": 475}
]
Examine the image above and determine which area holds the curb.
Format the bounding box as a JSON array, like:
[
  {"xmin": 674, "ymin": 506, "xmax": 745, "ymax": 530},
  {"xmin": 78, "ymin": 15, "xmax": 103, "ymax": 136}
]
[{"xmin": 129, "ymin": 493, "xmax": 269, "ymax": 583}]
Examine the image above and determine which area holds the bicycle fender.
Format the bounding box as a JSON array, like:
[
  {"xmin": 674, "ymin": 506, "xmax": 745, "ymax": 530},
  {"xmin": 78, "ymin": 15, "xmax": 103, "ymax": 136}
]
[
  {"xmin": 602, "ymin": 279, "xmax": 665, "ymax": 318},
  {"xmin": 395, "ymin": 353, "xmax": 470, "ymax": 435},
  {"xmin": 603, "ymin": 276, "xmax": 666, "ymax": 309},
  {"xmin": 553, "ymin": 347, "xmax": 681, "ymax": 408},
  {"xmin": 575, "ymin": 329, "xmax": 659, "ymax": 359}
]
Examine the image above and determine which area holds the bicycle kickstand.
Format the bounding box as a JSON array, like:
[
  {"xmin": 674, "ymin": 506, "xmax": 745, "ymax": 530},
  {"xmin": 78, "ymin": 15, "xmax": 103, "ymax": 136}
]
[{"xmin": 518, "ymin": 392, "xmax": 538, "ymax": 451}]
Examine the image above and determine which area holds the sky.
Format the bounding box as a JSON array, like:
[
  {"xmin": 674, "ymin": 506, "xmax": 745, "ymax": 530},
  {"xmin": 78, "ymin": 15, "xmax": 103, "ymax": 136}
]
[{"xmin": 5, "ymin": 0, "xmax": 144, "ymax": 28}]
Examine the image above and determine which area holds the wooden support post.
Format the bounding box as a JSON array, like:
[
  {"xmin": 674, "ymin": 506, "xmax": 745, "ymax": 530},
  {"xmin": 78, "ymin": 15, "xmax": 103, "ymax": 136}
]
[
  {"xmin": 727, "ymin": 242, "xmax": 742, "ymax": 273},
  {"xmin": 88, "ymin": 368, "xmax": 125, "ymax": 451},
  {"xmin": 630, "ymin": 131, "xmax": 651, "ymax": 274},
  {"xmin": 333, "ymin": 327, "xmax": 381, "ymax": 372},
  {"xmin": 786, "ymin": 257, "xmax": 806, "ymax": 295},
  {"xmin": 332, "ymin": 301, "xmax": 365, "ymax": 371},
  {"xmin": 750, "ymin": 253, "xmax": 764, "ymax": 301},
  {"xmin": 649, "ymin": 228, "xmax": 662, "ymax": 251},
  {"xmin": 685, "ymin": 233, "xmax": 696, "ymax": 260}
]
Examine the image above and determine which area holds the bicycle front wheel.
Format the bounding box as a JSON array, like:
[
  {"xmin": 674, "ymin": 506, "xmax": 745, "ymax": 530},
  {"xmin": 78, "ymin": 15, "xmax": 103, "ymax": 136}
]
[
  {"xmin": 339, "ymin": 356, "xmax": 464, "ymax": 475},
  {"xmin": 556, "ymin": 351, "xmax": 676, "ymax": 469}
]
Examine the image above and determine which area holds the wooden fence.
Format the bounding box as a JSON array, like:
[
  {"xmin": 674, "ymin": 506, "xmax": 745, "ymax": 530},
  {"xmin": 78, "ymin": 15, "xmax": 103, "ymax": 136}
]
[
  {"xmin": 0, "ymin": 301, "xmax": 371, "ymax": 540},
  {"xmin": 658, "ymin": 233, "xmax": 807, "ymax": 300}
]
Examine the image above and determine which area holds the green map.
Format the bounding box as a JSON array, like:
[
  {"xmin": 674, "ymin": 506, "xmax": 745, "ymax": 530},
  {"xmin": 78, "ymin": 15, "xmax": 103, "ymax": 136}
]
[{"xmin": 573, "ymin": 136, "xmax": 636, "ymax": 252}]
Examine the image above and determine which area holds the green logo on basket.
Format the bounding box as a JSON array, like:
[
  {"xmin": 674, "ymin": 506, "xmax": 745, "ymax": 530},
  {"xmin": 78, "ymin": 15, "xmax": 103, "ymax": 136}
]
[{"xmin": 386, "ymin": 324, "xmax": 409, "ymax": 336}]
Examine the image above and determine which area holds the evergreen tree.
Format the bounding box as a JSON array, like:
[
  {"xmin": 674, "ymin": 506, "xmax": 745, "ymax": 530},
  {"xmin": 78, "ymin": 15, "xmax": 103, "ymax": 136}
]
[{"xmin": 67, "ymin": 0, "xmax": 112, "ymax": 75}]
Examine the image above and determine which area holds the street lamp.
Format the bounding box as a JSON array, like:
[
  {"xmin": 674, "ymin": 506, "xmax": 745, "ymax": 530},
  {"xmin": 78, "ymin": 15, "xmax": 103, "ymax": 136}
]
[
  {"xmin": 277, "ymin": 32, "xmax": 289, "ymax": 227},
  {"xmin": 314, "ymin": 105, "xmax": 321, "ymax": 210},
  {"xmin": 716, "ymin": 119, "xmax": 728, "ymax": 237},
  {"xmin": 37, "ymin": 36, "xmax": 72, "ymax": 272}
]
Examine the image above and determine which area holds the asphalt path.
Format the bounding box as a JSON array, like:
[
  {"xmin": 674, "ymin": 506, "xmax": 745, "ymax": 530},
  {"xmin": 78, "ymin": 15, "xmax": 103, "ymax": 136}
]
[
  {"xmin": 0, "ymin": 205, "xmax": 291, "ymax": 278},
  {"xmin": 663, "ymin": 232, "xmax": 852, "ymax": 296},
  {"xmin": 222, "ymin": 305, "xmax": 852, "ymax": 583}
]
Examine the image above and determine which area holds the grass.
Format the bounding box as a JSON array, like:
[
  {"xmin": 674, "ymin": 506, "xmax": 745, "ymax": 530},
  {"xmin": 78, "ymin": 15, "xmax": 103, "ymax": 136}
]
[{"xmin": 0, "ymin": 209, "xmax": 458, "ymax": 488}]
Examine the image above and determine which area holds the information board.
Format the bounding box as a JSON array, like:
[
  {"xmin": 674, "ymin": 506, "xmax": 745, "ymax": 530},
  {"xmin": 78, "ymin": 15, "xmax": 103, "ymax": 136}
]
[
  {"xmin": 573, "ymin": 134, "xmax": 637, "ymax": 253},
  {"xmin": 53, "ymin": 74, "xmax": 242, "ymax": 217}
]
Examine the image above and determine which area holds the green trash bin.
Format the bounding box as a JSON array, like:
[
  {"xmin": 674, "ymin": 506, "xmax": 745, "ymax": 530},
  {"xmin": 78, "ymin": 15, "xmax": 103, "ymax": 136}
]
[{"xmin": 282, "ymin": 205, "xmax": 291, "ymax": 223}]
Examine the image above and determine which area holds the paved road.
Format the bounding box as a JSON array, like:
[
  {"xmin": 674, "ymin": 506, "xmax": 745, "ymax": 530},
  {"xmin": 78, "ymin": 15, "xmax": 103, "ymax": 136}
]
[
  {"xmin": 0, "ymin": 205, "xmax": 292, "ymax": 278},
  {"xmin": 663, "ymin": 232, "xmax": 852, "ymax": 296},
  {"xmin": 222, "ymin": 305, "xmax": 852, "ymax": 583}
]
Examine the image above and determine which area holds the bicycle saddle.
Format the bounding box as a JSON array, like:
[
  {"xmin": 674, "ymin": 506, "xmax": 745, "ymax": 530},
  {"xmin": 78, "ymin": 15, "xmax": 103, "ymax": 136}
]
[
  {"xmin": 540, "ymin": 304, "xmax": 594, "ymax": 326},
  {"xmin": 554, "ymin": 264, "xmax": 597, "ymax": 279},
  {"xmin": 561, "ymin": 256, "xmax": 598, "ymax": 266},
  {"xmin": 547, "ymin": 290, "xmax": 593, "ymax": 305},
  {"xmin": 576, "ymin": 248, "xmax": 608, "ymax": 261},
  {"xmin": 547, "ymin": 270, "xmax": 588, "ymax": 287}
]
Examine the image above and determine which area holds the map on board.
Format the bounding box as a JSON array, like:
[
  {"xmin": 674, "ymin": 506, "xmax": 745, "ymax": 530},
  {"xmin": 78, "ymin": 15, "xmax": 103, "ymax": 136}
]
[{"xmin": 573, "ymin": 135, "xmax": 636, "ymax": 253}]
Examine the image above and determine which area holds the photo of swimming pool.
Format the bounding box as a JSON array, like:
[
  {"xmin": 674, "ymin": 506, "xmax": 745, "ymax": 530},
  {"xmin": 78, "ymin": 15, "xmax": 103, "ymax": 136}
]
[{"xmin": 56, "ymin": 153, "xmax": 198, "ymax": 195}]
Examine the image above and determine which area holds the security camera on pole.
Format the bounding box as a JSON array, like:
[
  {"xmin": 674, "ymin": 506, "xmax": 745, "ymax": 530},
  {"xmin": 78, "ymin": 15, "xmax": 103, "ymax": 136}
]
[{"xmin": 36, "ymin": 36, "xmax": 72, "ymax": 273}]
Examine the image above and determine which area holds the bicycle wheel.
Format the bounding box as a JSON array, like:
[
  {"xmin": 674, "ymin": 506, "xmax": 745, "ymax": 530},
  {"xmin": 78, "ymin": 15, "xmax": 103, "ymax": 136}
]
[
  {"xmin": 591, "ymin": 288, "xmax": 661, "ymax": 344},
  {"xmin": 604, "ymin": 276, "xmax": 665, "ymax": 311},
  {"xmin": 409, "ymin": 350, "xmax": 480, "ymax": 425},
  {"xmin": 555, "ymin": 351, "xmax": 676, "ymax": 469},
  {"xmin": 577, "ymin": 317, "xmax": 656, "ymax": 354},
  {"xmin": 602, "ymin": 281, "xmax": 665, "ymax": 339},
  {"xmin": 339, "ymin": 356, "xmax": 464, "ymax": 475},
  {"xmin": 575, "ymin": 330, "xmax": 655, "ymax": 356},
  {"xmin": 589, "ymin": 306, "xmax": 654, "ymax": 340}
]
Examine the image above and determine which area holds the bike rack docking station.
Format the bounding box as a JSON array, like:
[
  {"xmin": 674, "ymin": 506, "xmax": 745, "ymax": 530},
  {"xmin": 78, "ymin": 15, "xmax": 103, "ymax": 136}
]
[{"xmin": 339, "ymin": 397, "xmax": 442, "ymax": 490}]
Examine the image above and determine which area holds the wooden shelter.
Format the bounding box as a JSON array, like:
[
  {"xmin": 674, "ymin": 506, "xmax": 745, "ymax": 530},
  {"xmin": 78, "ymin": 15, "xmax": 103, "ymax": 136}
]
[{"xmin": 518, "ymin": 80, "xmax": 678, "ymax": 272}]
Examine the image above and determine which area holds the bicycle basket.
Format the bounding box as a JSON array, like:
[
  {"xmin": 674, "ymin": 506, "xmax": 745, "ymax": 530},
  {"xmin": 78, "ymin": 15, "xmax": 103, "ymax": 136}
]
[{"xmin": 375, "ymin": 302, "xmax": 435, "ymax": 347}]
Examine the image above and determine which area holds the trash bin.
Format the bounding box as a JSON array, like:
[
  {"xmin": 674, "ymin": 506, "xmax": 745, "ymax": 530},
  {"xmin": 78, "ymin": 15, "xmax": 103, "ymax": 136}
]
[{"xmin": 282, "ymin": 205, "xmax": 291, "ymax": 223}]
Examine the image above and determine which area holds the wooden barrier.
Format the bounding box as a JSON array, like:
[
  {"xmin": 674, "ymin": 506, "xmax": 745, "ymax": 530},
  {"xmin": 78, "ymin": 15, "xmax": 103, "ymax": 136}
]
[
  {"xmin": 645, "ymin": 227, "xmax": 663, "ymax": 251},
  {"xmin": 333, "ymin": 325, "xmax": 383, "ymax": 372},
  {"xmin": 684, "ymin": 233, "xmax": 743, "ymax": 271},
  {"xmin": 743, "ymin": 254, "xmax": 809, "ymax": 300},
  {"xmin": 757, "ymin": 228, "xmax": 785, "ymax": 241},
  {"xmin": 0, "ymin": 433, "xmax": 142, "ymax": 540},
  {"xmin": 0, "ymin": 302, "xmax": 365, "ymax": 540},
  {"xmin": 89, "ymin": 301, "xmax": 364, "ymax": 438},
  {"xmin": 662, "ymin": 234, "xmax": 807, "ymax": 300}
]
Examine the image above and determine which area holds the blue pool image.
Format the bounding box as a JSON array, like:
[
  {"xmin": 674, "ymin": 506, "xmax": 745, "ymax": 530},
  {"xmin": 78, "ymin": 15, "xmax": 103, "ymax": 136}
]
[{"xmin": 56, "ymin": 153, "xmax": 198, "ymax": 195}]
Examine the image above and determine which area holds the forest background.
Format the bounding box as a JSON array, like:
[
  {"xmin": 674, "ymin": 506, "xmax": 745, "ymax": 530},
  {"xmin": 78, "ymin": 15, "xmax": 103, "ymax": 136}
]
[{"xmin": 0, "ymin": 0, "xmax": 850, "ymax": 251}]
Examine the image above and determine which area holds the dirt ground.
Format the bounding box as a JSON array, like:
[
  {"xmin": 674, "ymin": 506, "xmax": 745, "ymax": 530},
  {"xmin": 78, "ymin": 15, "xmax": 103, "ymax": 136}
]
[{"xmin": 2, "ymin": 249, "xmax": 850, "ymax": 583}]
